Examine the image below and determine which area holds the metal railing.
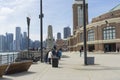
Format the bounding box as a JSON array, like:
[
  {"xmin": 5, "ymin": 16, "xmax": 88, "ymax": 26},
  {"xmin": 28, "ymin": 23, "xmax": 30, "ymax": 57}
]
[
  {"xmin": 0, "ymin": 51, "xmax": 46, "ymax": 65},
  {"xmin": 0, "ymin": 53, "xmax": 18, "ymax": 65}
]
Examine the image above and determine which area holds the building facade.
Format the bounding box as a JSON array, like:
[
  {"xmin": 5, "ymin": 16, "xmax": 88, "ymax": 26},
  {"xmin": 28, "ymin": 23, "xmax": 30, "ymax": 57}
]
[
  {"xmin": 56, "ymin": 39, "xmax": 68, "ymax": 51},
  {"xmin": 73, "ymin": 0, "xmax": 88, "ymax": 35},
  {"xmin": 64, "ymin": 26, "xmax": 71, "ymax": 39},
  {"xmin": 68, "ymin": 1, "xmax": 120, "ymax": 52}
]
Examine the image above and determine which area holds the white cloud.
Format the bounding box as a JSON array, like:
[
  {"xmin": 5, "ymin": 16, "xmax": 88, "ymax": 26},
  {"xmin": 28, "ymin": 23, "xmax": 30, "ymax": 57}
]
[
  {"xmin": 0, "ymin": 7, "xmax": 14, "ymax": 16},
  {"xmin": 0, "ymin": 16, "xmax": 6, "ymax": 21},
  {"xmin": 0, "ymin": 0, "xmax": 34, "ymax": 7}
]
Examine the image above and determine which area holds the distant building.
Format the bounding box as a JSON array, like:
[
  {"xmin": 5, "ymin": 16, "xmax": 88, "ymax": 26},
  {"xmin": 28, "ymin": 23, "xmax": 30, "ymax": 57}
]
[
  {"xmin": 0, "ymin": 35, "xmax": 6, "ymax": 52},
  {"xmin": 33, "ymin": 40, "xmax": 40, "ymax": 50},
  {"xmin": 6, "ymin": 33, "xmax": 13, "ymax": 52},
  {"xmin": 64, "ymin": 26, "xmax": 71, "ymax": 39},
  {"xmin": 15, "ymin": 27, "xmax": 21, "ymax": 51},
  {"xmin": 46, "ymin": 25, "xmax": 55, "ymax": 50},
  {"xmin": 22, "ymin": 32, "xmax": 27, "ymax": 50},
  {"xmin": 43, "ymin": 41, "xmax": 47, "ymax": 49},
  {"xmin": 56, "ymin": 39, "xmax": 68, "ymax": 51},
  {"xmin": 57, "ymin": 32, "xmax": 61, "ymax": 40},
  {"xmin": 23, "ymin": 32, "xmax": 27, "ymax": 38}
]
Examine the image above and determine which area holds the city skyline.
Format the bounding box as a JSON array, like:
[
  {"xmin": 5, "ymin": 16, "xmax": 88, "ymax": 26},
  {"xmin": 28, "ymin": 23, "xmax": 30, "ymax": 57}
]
[
  {"xmin": 0, "ymin": 0, "xmax": 119, "ymax": 40},
  {"xmin": 0, "ymin": 26, "xmax": 42, "ymax": 52}
]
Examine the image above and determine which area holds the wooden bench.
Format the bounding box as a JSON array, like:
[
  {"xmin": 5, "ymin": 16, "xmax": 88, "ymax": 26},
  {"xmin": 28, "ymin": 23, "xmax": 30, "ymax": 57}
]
[
  {"xmin": 5, "ymin": 60, "xmax": 33, "ymax": 74},
  {"xmin": 0, "ymin": 64, "xmax": 8, "ymax": 77}
]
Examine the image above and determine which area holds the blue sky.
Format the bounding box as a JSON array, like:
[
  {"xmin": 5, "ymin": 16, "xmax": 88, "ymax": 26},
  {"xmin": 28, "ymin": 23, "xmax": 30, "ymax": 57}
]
[{"xmin": 0, "ymin": 0, "xmax": 119, "ymax": 41}]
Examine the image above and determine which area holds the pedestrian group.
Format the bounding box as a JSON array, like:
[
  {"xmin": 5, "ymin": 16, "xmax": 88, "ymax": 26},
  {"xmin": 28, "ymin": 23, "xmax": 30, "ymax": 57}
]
[{"xmin": 44, "ymin": 47, "xmax": 62, "ymax": 64}]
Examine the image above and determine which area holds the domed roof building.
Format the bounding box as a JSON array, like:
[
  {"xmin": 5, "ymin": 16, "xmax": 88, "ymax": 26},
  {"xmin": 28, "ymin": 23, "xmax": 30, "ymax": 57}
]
[{"xmin": 68, "ymin": 2, "xmax": 120, "ymax": 52}]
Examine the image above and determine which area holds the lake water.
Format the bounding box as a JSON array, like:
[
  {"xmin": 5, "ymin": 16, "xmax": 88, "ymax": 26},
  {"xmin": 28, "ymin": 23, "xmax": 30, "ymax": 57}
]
[{"xmin": 0, "ymin": 52, "xmax": 18, "ymax": 65}]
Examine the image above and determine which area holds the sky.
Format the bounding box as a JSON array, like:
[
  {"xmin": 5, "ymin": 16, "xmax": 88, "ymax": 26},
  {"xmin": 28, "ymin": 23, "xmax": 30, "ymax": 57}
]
[{"xmin": 0, "ymin": 0, "xmax": 120, "ymax": 41}]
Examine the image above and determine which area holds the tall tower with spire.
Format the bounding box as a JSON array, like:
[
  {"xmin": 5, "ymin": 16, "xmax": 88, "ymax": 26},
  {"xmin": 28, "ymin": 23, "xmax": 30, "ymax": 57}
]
[{"xmin": 46, "ymin": 25, "xmax": 55, "ymax": 50}]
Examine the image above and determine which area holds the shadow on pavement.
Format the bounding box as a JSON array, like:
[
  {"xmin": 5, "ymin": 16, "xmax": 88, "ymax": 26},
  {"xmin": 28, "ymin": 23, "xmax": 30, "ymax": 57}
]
[
  {"xmin": 0, "ymin": 77, "xmax": 13, "ymax": 80},
  {"xmin": 73, "ymin": 65, "xmax": 120, "ymax": 71},
  {"xmin": 32, "ymin": 62, "xmax": 39, "ymax": 65},
  {"xmin": 62, "ymin": 55, "xmax": 70, "ymax": 58},
  {"xmin": 6, "ymin": 71, "xmax": 36, "ymax": 77}
]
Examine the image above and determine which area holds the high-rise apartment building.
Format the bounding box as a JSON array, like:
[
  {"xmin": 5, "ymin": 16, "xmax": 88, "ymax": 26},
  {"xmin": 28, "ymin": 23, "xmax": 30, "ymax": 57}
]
[
  {"xmin": 64, "ymin": 26, "xmax": 71, "ymax": 39},
  {"xmin": 57, "ymin": 32, "xmax": 61, "ymax": 40},
  {"xmin": 22, "ymin": 32, "xmax": 27, "ymax": 50},
  {"xmin": 0, "ymin": 35, "xmax": 6, "ymax": 52},
  {"xmin": 6, "ymin": 33, "xmax": 13, "ymax": 51},
  {"xmin": 15, "ymin": 27, "xmax": 21, "ymax": 51},
  {"xmin": 23, "ymin": 32, "xmax": 27, "ymax": 38}
]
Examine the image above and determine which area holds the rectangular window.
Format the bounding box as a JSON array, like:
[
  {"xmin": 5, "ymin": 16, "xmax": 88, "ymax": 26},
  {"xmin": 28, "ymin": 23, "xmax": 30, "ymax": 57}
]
[
  {"xmin": 78, "ymin": 6, "xmax": 83, "ymax": 27},
  {"xmin": 88, "ymin": 30, "xmax": 94, "ymax": 41},
  {"xmin": 80, "ymin": 33, "xmax": 83, "ymax": 41},
  {"xmin": 103, "ymin": 27, "xmax": 116, "ymax": 40}
]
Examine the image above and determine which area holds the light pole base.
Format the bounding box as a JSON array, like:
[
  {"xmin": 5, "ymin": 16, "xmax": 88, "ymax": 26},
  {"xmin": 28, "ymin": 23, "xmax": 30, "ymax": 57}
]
[{"xmin": 87, "ymin": 57, "xmax": 95, "ymax": 65}]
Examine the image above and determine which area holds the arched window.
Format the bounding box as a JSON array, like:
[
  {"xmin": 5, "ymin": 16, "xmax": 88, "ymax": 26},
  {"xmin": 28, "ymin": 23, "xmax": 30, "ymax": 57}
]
[
  {"xmin": 103, "ymin": 26, "xmax": 115, "ymax": 40},
  {"xmin": 88, "ymin": 29, "xmax": 94, "ymax": 41}
]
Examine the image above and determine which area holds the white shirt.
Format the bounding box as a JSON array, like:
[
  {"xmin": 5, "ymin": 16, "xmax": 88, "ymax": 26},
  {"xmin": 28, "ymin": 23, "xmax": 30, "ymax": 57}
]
[{"xmin": 48, "ymin": 51, "xmax": 52, "ymax": 58}]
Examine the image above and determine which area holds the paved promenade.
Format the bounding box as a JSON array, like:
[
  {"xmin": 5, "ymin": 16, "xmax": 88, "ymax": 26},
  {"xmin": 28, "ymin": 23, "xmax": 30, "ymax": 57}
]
[{"xmin": 1, "ymin": 52, "xmax": 120, "ymax": 80}]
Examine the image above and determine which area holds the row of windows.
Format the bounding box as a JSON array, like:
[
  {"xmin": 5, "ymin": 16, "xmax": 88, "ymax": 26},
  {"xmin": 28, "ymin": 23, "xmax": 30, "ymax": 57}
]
[
  {"xmin": 79, "ymin": 26, "xmax": 116, "ymax": 41},
  {"xmin": 103, "ymin": 27, "xmax": 116, "ymax": 40}
]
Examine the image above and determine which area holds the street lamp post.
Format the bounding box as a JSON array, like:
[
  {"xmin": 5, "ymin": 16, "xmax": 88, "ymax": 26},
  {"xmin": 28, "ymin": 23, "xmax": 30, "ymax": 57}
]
[
  {"xmin": 39, "ymin": 0, "xmax": 44, "ymax": 62},
  {"xmin": 27, "ymin": 17, "xmax": 30, "ymax": 59},
  {"xmin": 83, "ymin": 0, "xmax": 87, "ymax": 65}
]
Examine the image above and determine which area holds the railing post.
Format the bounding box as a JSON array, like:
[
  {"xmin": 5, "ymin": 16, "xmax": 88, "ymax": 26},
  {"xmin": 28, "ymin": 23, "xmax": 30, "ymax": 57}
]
[
  {"xmin": 13, "ymin": 54, "xmax": 14, "ymax": 62},
  {"xmin": 7, "ymin": 54, "xmax": 9, "ymax": 64},
  {"xmin": 0, "ymin": 55, "xmax": 1, "ymax": 64}
]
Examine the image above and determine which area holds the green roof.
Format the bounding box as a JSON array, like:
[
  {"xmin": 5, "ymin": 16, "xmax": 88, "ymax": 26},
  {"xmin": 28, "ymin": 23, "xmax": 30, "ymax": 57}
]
[{"xmin": 110, "ymin": 4, "xmax": 120, "ymax": 12}]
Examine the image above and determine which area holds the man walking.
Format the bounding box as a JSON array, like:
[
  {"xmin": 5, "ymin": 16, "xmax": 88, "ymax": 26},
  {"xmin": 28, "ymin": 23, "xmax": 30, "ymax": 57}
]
[{"xmin": 79, "ymin": 49, "xmax": 82, "ymax": 57}]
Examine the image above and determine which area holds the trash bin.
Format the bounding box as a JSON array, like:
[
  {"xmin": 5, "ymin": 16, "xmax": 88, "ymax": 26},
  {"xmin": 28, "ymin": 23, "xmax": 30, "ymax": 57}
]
[{"xmin": 52, "ymin": 57, "xmax": 58, "ymax": 67}]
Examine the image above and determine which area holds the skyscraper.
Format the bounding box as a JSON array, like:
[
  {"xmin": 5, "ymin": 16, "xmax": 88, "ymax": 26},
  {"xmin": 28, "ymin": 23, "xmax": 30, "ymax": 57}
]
[
  {"xmin": 57, "ymin": 32, "xmax": 61, "ymax": 40},
  {"xmin": 22, "ymin": 32, "xmax": 27, "ymax": 50},
  {"xmin": 64, "ymin": 26, "xmax": 71, "ymax": 39},
  {"xmin": 73, "ymin": 0, "xmax": 88, "ymax": 34},
  {"xmin": 23, "ymin": 32, "xmax": 27, "ymax": 38},
  {"xmin": 6, "ymin": 33, "xmax": 13, "ymax": 51},
  {"xmin": 15, "ymin": 27, "xmax": 21, "ymax": 51},
  {"xmin": 0, "ymin": 35, "xmax": 6, "ymax": 52}
]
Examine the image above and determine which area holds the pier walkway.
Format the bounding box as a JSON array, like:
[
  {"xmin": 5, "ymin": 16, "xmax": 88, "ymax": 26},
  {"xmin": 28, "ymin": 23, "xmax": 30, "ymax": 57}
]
[{"xmin": 1, "ymin": 52, "xmax": 120, "ymax": 80}]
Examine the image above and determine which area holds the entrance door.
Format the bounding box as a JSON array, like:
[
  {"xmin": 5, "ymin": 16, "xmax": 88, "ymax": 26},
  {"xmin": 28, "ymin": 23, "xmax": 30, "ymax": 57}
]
[
  {"xmin": 104, "ymin": 43, "xmax": 116, "ymax": 52},
  {"xmin": 88, "ymin": 45, "xmax": 95, "ymax": 52}
]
